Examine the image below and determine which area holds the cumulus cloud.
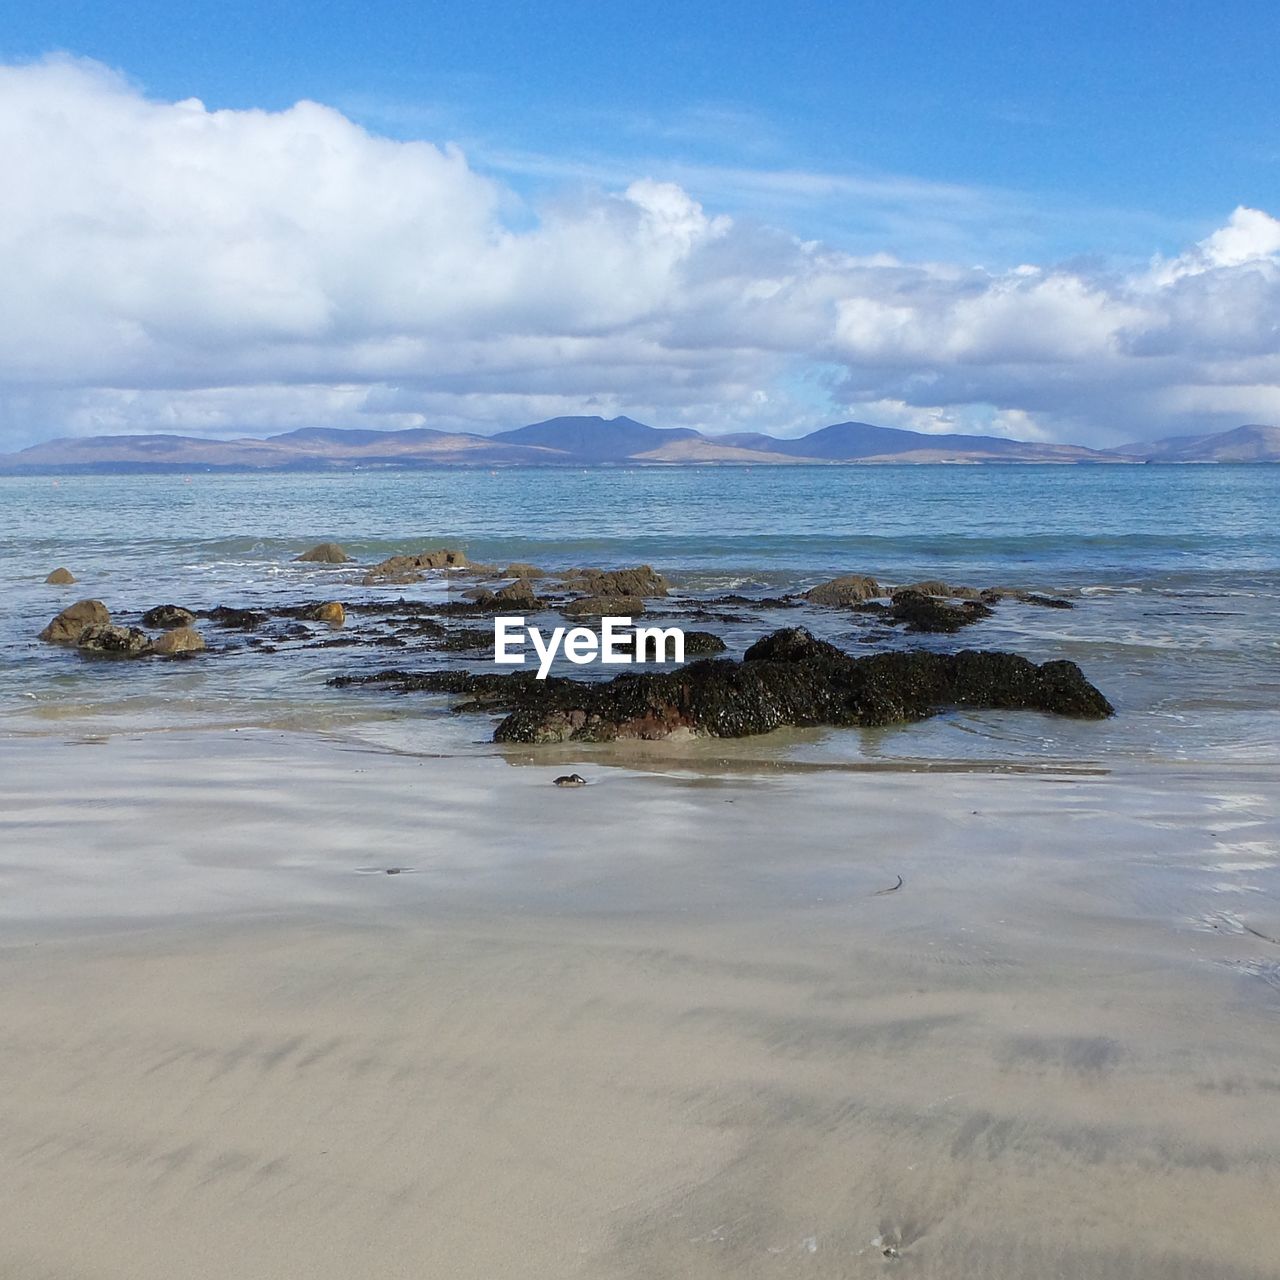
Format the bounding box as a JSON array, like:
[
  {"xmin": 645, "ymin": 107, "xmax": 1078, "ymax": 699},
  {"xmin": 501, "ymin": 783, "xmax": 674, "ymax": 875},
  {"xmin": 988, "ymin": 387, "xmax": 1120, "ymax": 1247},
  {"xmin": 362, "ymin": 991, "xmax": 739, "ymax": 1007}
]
[{"xmin": 0, "ymin": 55, "xmax": 1277, "ymax": 449}]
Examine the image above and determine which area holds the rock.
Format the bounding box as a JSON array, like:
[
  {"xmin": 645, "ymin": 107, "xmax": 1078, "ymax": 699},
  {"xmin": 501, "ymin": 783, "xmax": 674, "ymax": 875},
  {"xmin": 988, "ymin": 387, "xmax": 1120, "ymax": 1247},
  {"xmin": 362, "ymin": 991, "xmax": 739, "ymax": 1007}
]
[
  {"xmin": 304, "ymin": 602, "xmax": 346, "ymax": 626},
  {"xmin": 804, "ymin": 574, "xmax": 882, "ymax": 606},
  {"xmin": 980, "ymin": 587, "xmax": 1074, "ymax": 609},
  {"xmin": 553, "ymin": 774, "xmax": 588, "ymax": 787},
  {"xmin": 205, "ymin": 606, "xmax": 267, "ymax": 630},
  {"xmin": 891, "ymin": 579, "xmax": 984, "ymax": 600},
  {"xmin": 45, "ymin": 567, "xmax": 77, "ymax": 585},
  {"xmin": 362, "ymin": 548, "xmax": 469, "ymax": 584},
  {"xmin": 39, "ymin": 599, "xmax": 110, "ymax": 644},
  {"xmin": 559, "ymin": 565, "xmax": 670, "ymax": 598},
  {"xmin": 296, "ymin": 542, "xmax": 353, "ymax": 564},
  {"xmin": 505, "ymin": 563, "xmax": 546, "ymax": 579},
  {"xmin": 77, "ymin": 623, "xmax": 151, "ymax": 655},
  {"xmin": 149, "ymin": 626, "xmax": 205, "ymax": 656},
  {"xmin": 494, "ymin": 578, "xmax": 539, "ymax": 606},
  {"xmin": 886, "ymin": 589, "xmax": 994, "ymax": 633},
  {"xmin": 439, "ymin": 627, "xmax": 493, "ymax": 651},
  {"xmin": 333, "ymin": 626, "xmax": 1114, "ymax": 744},
  {"xmin": 894, "ymin": 579, "xmax": 951, "ymax": 597},
  {"xmin": 678, "ymin": 630, "xmax": 727, "ymax": 656},
  {"xmin": 562, "ymin": 595, "xmax": 647, "ymax": 618},
  {"xmin": 142, "ymin": 604, "xmax": 196, "ymax": 630}
]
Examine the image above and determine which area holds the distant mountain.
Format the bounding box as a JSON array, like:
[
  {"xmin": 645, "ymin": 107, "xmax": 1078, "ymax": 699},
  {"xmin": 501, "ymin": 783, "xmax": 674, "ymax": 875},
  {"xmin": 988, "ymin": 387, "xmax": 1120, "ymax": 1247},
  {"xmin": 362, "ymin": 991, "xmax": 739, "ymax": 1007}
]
[
  {"xmin": 1, "ymin": 414, "xmax": 1271, "ymax": 474},
  {"xmin": 490, "ymin": 415, "xmax": 698, "ymax": 462},
  {"xmin": 1113, "ymin": 424, "xmax": 1280, "ymax": 463}
]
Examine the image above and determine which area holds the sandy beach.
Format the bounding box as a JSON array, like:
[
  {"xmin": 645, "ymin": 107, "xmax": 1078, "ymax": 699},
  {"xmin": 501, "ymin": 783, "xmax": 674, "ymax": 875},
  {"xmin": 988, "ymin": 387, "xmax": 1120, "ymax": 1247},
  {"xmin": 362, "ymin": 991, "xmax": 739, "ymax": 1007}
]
[{"xmin": 2, "ymin": 729, "xmax": 1278, "ymax": 1278}]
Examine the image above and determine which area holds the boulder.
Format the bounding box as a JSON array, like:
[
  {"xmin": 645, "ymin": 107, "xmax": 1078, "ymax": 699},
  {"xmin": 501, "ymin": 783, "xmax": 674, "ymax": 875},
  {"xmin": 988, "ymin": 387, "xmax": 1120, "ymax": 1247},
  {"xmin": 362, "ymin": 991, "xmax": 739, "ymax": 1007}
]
[
  {"xmin": 149, "ymin": 626, "xmax": 205, "ymax": 656},
  {"xmin": 886, "ymin": 589, "xmax": 994, "ymax": 633},
  {"xmin": 45, "ymin": 567, "xmax": 77, "ymax": 585},
  {"xmin": 332, "ymin": 626, "xmax": 1113, "ymax": 744},
  {"xmin": 562, "ymin": 595, "xmax": 647, "ymax": 618},
  {"xmin": 39, "ymin": 599, "xmax": 110, "ymax": 644},
  {"xmin": 304, "ymin": 602, "xmax": 346, "ymax": 626},
  {"xmin": 804, "ymin": 574, "xmax": 882, "ymax": 606},
  {"xmin": 494, "ymin": 578, "xmax": 539, "ymax": 606},
  {"xmin": 296, "ymin": 542, "xmax": 353, "ymax": 564},
  {"xmin": 559, "ymin": 565, "xmax": 670, "ymax": 598},
  {"xmin": 504, "ymin": 563, "xmax": 546, "ymax": 579},
  {"xmin": 362, "ymin": 548, "xmax": 469, "ymax": 584},
  {"xmin": 77, "ymin": 623, "xmax": 151, "ymax": 655},
  {"xmin": 142, "ymin": 604, "xmax": 196, "ymax": 630}
]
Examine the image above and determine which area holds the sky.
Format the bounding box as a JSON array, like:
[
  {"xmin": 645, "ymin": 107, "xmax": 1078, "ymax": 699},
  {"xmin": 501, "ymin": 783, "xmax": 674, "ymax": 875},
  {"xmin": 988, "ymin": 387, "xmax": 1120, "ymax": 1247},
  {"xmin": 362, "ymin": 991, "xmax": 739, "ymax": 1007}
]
[{"xmin": 0, "ymin": 0, "xmax": 1277, "ymax": 449}]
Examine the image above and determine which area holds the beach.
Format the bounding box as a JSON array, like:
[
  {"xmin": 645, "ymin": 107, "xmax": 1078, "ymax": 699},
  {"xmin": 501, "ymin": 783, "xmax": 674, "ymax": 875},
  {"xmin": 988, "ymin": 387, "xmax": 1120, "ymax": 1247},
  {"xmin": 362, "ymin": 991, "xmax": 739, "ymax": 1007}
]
[{"xmin": 2, "ymin": 728, "xmax": 1279, "ymax": 1278}]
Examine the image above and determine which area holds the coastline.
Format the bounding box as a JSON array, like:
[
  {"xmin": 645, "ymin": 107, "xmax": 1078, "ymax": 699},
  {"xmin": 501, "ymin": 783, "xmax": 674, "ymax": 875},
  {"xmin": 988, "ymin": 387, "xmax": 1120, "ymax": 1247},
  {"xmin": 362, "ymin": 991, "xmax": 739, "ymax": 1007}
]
[{"xmin": 2, "ymin": 727, "xmax": 1278, "ymax": 1277}]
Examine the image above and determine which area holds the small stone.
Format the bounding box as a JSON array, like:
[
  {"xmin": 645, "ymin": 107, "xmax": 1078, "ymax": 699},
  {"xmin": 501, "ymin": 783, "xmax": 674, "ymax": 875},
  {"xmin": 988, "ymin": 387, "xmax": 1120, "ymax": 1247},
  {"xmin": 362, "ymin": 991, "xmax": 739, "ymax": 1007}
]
[
  {"xmin": 45, "ymin": 567, "xmax": 77, "ymax": 585},
  {"xmin": 304, "ymin": 601, "xmax": 346, "ymax": 626}
]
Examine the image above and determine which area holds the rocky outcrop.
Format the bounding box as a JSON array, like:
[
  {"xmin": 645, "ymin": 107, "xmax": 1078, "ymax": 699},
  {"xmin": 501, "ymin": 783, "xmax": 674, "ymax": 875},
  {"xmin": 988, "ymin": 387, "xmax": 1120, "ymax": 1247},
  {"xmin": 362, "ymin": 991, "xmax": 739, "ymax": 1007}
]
[
  {"xmin": 45, "ymin": 567, "xmax": 77, "ymax": 585},
  {"xmin": 39, "ymin": 599, "xmax": 110, "ymax": 644},
  {"xmin": 362, "ymin": 548, "xmax": 469, "ymax": 584},
  {"xmin": 882, "ymin": 589, "xmax": 994, "ymax": 633},
  {"xmin": 980, "ymin": 587, "xmax": 1074, "ymax": 609},
  {"xmin": 77, "ymin": 623, "xmax": 152, "ymax": 655},
  {"xmin": 142, "ymin": 604, "xmax": 196, "ymax": 630},
  {"xmin": 295, "ymin": 542, "xmax": 353, "ymax": 563},
  {"xmin": 332, "ymin": 626, "xmax": 1113, "ymax": 743},
  {"xmin": 562, "ymin": 595, "xmax": 647, "ymax": 618},
  {"xmin": 149, "ymin": 626, "xmax": 205, "ymax": 656},
  {"xmin": 804, "ymin": 574, "xmax": 882, "ymax": 606},
  {"xmin": 504, "ymin": 562, "xmax": 545, "ymax": 579},
  {"xmin": 558, "ymin": 565, "xmax": 670, "ymax": 598},
  {"xmin": 304, "ymin": 601, "xmax": 346, "ymax": 625}
]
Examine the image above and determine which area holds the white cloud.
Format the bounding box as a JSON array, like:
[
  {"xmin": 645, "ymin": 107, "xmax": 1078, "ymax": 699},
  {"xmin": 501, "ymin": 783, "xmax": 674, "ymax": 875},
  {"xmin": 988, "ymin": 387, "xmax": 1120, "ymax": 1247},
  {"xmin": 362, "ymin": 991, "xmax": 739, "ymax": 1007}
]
[{"xmin": 0, "ymin": 55, "xmax": 1277, "ymax": 450}]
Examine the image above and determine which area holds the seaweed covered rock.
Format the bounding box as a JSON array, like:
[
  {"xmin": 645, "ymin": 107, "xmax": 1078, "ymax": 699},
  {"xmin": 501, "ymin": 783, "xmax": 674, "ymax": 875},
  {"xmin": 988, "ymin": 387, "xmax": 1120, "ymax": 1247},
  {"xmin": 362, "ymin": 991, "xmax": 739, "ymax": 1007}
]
[
  {"xmin": 804, "ymin": 574, "xmax": 881, "ymax": 606},
  {"xmin": 295, "ymin": 542, "xmax": 352, "ymax": 564},
  {"xmin": 77, "ymin": 623, "xmax": 151, "ymax": 655},
  {"xmin": 886, "ymin": 589, "xmax": 994, "ymax": 633},
  {"xmin": 39, "ymin": 599, "xmax": 110, "ymax": 644},
  {"xmin": 204, "ymin": 606, "xmax": 267, "ymax": 630},
  {"xmin": 333, "ymin": 626, "xmax": 1113, "ymax": 744},
  {"xmin": 142, "ymin": 604, "xmax": 196, "ymax": 630}
]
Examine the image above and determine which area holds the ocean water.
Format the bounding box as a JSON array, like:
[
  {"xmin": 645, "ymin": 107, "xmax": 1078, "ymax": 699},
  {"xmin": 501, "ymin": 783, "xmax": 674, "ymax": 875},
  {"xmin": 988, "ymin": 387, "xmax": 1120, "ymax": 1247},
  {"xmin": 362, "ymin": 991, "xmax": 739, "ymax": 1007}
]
[{"xmin": 2, "ymin": 465, "xmax": 1277, "ymax": 766}]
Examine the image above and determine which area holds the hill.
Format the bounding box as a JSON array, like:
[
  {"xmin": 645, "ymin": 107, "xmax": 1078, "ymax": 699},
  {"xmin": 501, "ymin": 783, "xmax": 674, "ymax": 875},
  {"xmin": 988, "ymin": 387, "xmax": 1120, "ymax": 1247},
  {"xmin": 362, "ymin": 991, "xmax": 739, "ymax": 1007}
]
[
  {"xmin": 7, "ymin": 415, "xmax": 1275, "ymax": 473},
  {"xmin": 1114, "ymin": 424, "xmax": 1280, "ymax": 463}
]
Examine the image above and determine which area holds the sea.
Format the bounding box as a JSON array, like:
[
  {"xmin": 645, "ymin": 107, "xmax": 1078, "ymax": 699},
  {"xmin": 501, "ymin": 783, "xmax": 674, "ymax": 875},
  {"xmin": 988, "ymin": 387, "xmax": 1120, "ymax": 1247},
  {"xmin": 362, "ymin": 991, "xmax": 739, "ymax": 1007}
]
[{"xmin": 2, "ymin": 464, "xmax": 1277, "ymax": 768}]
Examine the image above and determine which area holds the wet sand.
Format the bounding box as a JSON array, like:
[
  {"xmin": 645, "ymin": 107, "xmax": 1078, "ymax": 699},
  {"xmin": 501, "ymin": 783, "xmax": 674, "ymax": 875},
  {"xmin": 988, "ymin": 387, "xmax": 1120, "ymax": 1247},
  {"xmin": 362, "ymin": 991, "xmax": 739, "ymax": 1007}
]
[{"xmin": 1, "ymin": 730, "xmax": 1278, "ymax": 1278}]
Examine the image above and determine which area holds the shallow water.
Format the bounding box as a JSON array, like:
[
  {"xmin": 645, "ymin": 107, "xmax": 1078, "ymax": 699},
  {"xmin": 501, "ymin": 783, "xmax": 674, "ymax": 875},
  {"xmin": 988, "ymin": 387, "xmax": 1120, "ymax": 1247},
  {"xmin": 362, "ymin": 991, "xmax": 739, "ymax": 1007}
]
[{"xmin": 2, "ymin": 465, "xmax": 1278, "ymax": 765}]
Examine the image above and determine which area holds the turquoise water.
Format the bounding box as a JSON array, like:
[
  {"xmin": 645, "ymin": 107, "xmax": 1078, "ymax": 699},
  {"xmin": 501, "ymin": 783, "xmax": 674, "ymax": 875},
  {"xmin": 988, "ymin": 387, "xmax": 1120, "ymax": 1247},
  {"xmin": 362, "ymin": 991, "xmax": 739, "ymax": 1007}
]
[{"xmin": 2, "ymin": 466, "xmax": 1278, "ymax": 764}]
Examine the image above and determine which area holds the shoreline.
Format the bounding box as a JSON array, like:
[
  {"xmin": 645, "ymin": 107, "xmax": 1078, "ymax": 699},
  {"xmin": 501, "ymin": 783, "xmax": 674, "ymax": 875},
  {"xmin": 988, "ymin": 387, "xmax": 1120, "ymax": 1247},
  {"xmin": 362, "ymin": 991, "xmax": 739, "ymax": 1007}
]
[{"xmin": 1, "ymin": 726, "xmax": 1278, "ymax": 1276}]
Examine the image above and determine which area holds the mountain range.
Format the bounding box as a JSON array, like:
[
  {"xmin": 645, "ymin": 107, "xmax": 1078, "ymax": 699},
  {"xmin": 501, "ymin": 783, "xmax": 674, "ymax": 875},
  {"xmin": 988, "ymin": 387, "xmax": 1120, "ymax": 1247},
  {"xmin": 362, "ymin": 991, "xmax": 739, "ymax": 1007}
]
[{"xmin": 1, "ymin": 417, "xmax": 1277, "ymax": 473}]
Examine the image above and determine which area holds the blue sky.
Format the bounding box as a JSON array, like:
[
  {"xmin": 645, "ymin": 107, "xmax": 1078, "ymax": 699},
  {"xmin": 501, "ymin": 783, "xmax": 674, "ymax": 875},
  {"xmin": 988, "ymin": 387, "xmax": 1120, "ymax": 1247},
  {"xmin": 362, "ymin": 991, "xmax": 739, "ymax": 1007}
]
[
  {"xmin": 9, "ymin": 0, "xmax": 1277, "ymax": 259},
  {"xmin": 0, "ymin": 2, "xmax": 1277, "ymax": 446}
]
